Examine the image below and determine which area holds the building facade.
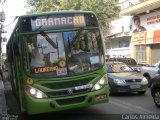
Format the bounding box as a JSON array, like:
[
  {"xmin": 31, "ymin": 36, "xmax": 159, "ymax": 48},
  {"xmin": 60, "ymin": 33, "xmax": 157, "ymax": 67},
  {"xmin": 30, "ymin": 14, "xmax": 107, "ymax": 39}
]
[
  {"xmin": 107, "ymin": 0, "xmax": 160, "ymax": 65},
  {"xmin": 106, "ymin": 16, "xmax": 133, "ymax": 58}
]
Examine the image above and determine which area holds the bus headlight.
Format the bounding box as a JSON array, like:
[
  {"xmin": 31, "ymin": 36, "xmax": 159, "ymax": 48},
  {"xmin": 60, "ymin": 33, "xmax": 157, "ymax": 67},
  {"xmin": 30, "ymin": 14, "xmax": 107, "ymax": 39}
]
[
  {"xmin": 92, "ymin": 75, "xmax": 108, "ymax": 91},
  {"xmin": 26, "ymin": 86, "xmax": 48, "ymax": 99},
  {"xmin": 30, "ymin": 88, "xmax": 36, "ymax": 95}
]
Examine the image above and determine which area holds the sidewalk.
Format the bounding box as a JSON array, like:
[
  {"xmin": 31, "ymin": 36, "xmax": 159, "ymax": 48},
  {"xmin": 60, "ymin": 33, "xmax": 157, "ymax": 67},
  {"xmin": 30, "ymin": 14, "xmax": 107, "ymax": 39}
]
[
  {"xmin": 2, "ymin": 72, "xmax": 20, "ymax": 115},
  {"xmin": 0, "ymin": 79, "xmax": 7, "ymax": 114}
]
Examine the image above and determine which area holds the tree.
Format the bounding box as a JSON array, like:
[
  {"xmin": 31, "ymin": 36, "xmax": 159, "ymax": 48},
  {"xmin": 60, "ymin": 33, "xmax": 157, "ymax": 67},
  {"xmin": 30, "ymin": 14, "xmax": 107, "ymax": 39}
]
[
  {"xmin": 26, "ymin": 0, "xmax": 120, "ymax": 37},
  {"xmin": 26, "ymin": 0, "xmax": 119, "ymax": 20}
]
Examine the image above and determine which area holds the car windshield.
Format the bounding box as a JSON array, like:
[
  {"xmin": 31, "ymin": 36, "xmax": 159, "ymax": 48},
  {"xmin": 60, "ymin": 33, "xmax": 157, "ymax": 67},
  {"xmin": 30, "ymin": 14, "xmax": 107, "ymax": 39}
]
[
  {"xmin": 108, "ymin": 58, "xmax": 137, "ymax": 66},
  {"xmin": 22, "ymin": 29, "xmax": 104, "ymax": 78},
  {"xmin": 106, "ymin": 62, "xmax": 133, "ymax": 73}
]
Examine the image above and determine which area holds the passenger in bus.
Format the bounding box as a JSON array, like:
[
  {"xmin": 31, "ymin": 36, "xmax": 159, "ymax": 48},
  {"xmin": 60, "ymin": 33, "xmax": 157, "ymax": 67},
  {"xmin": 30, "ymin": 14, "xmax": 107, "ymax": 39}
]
[
  {"xmin": 28, "ymin": 38, "xmax": 45, "ymax": 68},
  {"xmin": 30, "ymin": 47, "xmax": 45, "ymax": 68},
  {"xmin": 72, "ymin": 41, "xmax": 84, "ymax": 54}
]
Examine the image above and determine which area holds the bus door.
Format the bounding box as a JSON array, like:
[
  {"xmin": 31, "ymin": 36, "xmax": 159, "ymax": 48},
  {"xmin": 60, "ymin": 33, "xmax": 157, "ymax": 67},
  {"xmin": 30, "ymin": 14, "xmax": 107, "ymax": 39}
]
[{"xmin": 12, "ymin": 32, "xmax": 24, "ymax": 110}]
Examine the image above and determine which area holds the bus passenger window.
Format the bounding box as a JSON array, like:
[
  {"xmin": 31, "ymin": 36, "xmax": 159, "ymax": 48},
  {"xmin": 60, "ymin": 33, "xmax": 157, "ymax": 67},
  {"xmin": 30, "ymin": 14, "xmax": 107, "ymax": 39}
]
[
  {"xmin": 27, "ymin": 36, "xmax": 45, "ymax": 68},
  {"xmin": 30, "ymin": 47, "xmax": 45, "ymax": 68}
]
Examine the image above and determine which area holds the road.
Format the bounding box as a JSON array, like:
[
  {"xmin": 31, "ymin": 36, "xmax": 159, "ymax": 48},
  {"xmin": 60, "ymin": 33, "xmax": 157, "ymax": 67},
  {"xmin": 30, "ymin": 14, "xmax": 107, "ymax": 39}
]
[{"xmin": 0, "ymin": 72, "xmax": 160, "ymax": 120}]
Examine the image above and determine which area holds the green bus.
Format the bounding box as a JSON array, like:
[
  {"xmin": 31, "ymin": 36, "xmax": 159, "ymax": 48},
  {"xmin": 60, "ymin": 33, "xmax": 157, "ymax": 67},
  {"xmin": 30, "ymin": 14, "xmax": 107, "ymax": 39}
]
[{"xmin": 6, "ymin": 11, "xmax": 110, "ymax": 115}]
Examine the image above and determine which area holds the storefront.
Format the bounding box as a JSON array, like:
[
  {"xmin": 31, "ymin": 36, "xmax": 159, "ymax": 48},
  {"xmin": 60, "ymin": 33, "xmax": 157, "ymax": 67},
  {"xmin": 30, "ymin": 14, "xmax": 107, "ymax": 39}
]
[
  {"xmin": 106, "ymin": 36, "xmax": 131, "ymax": 58},
  {"xmin": 151, "ymin": 43, "xmax": 160, "ymax": 65},
  {"xmin": 131, "ymin": 30, "xmax": 160, "ymax": 66},
  {"xmin": 131, "ymin": 32, "xmax": 147, "ymax": 64},
  {"xmin": 131, "ymin": 11, "xmax": 160, "ymax": 65}
]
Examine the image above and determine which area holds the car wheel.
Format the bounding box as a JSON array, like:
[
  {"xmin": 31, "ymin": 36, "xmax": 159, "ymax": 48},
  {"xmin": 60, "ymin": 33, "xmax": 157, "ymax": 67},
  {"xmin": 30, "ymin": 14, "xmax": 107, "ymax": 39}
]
[
  {"xmin": 153, "ymin": 89, "xmax": 160, "ymax": 108},
  {"xmin": 138, "ymin": 91, "xmax": 146, "ymax": 95}
]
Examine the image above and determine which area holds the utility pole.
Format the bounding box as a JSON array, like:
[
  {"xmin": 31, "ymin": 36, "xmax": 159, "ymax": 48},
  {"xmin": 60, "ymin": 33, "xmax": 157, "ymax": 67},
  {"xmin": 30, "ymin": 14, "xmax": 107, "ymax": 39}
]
[
  {"xmin": 0, "ymin": 1, "xmax": 6, "ymax": 46},
  {"xmin": 0, "ymin": 0, "xmax": 6, "ymax": 69}
]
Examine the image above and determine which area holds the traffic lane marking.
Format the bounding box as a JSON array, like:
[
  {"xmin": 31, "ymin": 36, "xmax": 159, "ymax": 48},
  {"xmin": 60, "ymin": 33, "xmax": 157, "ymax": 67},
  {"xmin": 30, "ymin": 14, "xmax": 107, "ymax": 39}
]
[{"xmin": 110, "ymin": 97, "xmax": 154, "ymax": 114}]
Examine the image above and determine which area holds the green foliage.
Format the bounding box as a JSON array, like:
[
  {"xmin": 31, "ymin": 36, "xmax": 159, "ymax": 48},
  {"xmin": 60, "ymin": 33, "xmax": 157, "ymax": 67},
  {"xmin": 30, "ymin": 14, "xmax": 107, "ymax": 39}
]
[
  {"xmin": 26, "ymin": 0, "xmax": 120, "ymax": 20},
  {"xmin": 26, "ymin": 0, "xmax": 120, "ymax": 36}
]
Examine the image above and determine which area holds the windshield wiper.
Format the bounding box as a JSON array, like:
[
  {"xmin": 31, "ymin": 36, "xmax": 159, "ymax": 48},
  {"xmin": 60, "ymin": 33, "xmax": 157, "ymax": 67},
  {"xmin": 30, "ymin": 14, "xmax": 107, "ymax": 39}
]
[
  {"xmin": 40, "ymin": 31, "xmax": 58, "ymax": 49},
  {"xmin": 71, "ymin": 27, "xmax": 84, "ymax": 45}
]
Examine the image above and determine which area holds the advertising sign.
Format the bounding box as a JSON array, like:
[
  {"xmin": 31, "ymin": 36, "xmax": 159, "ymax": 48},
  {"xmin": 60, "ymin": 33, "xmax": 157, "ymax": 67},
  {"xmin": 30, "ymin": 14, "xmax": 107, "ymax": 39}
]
[
  {"xmin": 132, "ymin": 11, "xmax": 160, "ymax": 44},
  {"xmin": 140, "ymin": 11, "xmax": 160, "ymax": 31},
  {"xmin": 132, "ymin": 32, "xmax": 146, "ymax": 45}
]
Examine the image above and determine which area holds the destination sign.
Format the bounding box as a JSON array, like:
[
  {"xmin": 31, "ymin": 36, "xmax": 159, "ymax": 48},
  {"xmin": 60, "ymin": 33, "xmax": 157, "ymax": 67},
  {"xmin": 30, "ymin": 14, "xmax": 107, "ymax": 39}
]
[
  {"xmin": 31, "ymin": 15, "xmax": 86, "ymax": 31},
  {"xmin": 21, "ymin": 13, "xmax": 98, "ymax": 32}
]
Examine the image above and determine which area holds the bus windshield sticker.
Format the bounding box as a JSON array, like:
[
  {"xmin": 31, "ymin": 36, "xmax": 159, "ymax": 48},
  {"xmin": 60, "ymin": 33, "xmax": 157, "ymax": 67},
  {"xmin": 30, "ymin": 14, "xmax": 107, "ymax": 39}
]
[
  {"xmin": 90, "ymin": 56, "xmax": 100, "ymax": 64},
  {"xmin": 58, "ymin": 60, "xmax": 66, "ymax": 67},
  {"xmin": 31, "ymin": 15, "xmax": 86, "ymax": 31},
  {"xmin": 64, "ymin": 32, "xmax": 73, "ymax": 42},
  {"xmin": 34, "ymin": 66, "xmax": 58, "ymax": 73},
  {"xmin": 56, "ymin": 68, "xmax": 67, "ymax": 76}
]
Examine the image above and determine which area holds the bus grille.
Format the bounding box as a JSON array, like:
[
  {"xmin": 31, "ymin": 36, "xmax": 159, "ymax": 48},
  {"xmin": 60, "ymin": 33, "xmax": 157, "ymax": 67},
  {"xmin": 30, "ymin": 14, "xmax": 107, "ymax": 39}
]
[
  {"xmin": 42, "ymin": 77, "xmax": 94, "ymax": 89},
  {"xmin": 125, "ymin": 79, "xmax": 142, "ymax": 83},
  {"xmin": 46, "ymin": 88, "xmax": 91, "ymax": 98},
  {"xmin": 56, "ymin": 96, "xmax": 85, "ymax": 105}
]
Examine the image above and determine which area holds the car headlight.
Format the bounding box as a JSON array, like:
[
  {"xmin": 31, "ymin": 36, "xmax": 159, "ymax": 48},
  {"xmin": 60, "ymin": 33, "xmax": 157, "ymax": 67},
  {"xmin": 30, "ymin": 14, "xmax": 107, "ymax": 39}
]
[
  {"xmin": 141, "ymin": 77, "xmax": 148, "ymax": 84},
  {"xmin": 113, "ymin": 79, "xmax": 126, "ymax": 85},
  {"xmin": 92, "ymin": 75, "xmax": 108, "ymax": 91},
  {"xmin": 25, "ymin": 86, "xmax": 48, "ymax": 99}
]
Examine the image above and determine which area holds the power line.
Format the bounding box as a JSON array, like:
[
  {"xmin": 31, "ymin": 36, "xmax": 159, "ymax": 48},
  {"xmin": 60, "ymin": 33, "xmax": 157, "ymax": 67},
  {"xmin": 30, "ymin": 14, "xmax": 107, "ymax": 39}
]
[{"xmin": 3, "ymin": 16, "xmax": 18, "ymax": 28}]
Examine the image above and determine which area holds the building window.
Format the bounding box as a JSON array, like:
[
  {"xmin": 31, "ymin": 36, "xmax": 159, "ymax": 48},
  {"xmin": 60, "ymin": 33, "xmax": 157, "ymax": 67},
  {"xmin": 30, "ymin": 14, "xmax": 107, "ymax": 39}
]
[
  {"xmin": 119, "ymin": 39, "xmax": 130, "ymax": 48},
  {"xmin": 135, "ymin": 45, "xmax": 146, "ymax": 64}
]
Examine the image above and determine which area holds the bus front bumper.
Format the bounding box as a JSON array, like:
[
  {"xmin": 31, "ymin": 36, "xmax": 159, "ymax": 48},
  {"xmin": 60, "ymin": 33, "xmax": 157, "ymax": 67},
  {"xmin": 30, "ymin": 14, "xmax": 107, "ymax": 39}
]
[{"xmin": 24, "ymin": 85, "xmax": 110, "ymax": 115}]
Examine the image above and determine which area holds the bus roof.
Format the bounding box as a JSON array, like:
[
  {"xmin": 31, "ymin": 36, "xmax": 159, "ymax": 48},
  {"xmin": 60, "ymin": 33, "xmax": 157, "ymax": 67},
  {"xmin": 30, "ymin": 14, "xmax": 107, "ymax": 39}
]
[
  {"xmin": 7, "ymin": 10, "xmax": 97, "ymax": 45},
  {"xmin": 18, "ymin": 10, "xmax": 96, "ymax": 19}
]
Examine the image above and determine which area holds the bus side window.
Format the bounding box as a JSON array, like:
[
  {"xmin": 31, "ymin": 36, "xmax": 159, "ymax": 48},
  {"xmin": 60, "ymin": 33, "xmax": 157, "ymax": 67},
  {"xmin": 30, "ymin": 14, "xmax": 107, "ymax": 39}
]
[{"xmin": 13, "ymin": 42, "xmax": 20, "ymax": 56}]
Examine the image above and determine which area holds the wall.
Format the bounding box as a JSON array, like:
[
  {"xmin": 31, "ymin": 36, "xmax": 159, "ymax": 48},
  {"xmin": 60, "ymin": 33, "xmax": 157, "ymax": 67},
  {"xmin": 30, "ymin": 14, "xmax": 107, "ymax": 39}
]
[{"xmin": 110, "ymin": 16, "xmax": 132, "ymax": 35}]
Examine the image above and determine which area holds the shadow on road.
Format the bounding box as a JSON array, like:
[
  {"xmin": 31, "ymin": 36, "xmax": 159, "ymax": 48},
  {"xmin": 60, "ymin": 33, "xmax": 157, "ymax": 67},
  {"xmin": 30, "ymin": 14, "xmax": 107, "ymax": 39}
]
[
  {"xmin": 110, "ymin": 92, "xmax": 147, "ymax": 97},
  {"xmin": 3, "ymin": 78, "xmax": 20, "ymax": 115},
  {"xmin": 17, "ymin": 109, "xmax": 121, "ymax": 120}
]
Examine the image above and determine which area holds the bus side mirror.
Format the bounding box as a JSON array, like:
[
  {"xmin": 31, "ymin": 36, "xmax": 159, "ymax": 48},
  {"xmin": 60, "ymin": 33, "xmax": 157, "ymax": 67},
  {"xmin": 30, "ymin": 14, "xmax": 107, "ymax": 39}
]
[{"xmin": 13, "ymin": 43, "xmax": 20, "ymax": 56}]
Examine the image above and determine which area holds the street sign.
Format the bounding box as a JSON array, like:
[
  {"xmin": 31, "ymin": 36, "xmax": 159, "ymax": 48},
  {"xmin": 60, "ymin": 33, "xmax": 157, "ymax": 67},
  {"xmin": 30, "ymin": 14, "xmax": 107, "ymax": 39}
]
[{"xmin": 0, "ymin": 11, "xmax": 5, "ymax": 22}]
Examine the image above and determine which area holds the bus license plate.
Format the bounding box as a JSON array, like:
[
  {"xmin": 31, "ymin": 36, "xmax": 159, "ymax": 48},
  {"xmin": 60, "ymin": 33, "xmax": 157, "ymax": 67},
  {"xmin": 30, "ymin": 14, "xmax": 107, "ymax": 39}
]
[
  {"xmin": 130, "ymin": 85, "xmax": 140, "ymax": 89},
  {"xmin": 75, "ymin": 84, "xmax": 93, "ymax": 90}
]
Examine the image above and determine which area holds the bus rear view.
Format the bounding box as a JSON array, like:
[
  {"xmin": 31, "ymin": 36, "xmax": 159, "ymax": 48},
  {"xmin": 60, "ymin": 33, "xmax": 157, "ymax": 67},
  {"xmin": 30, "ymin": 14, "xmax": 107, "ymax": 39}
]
[{"xmin": 6, "ymin": 11, "xmax": 110, "ymax": 115}]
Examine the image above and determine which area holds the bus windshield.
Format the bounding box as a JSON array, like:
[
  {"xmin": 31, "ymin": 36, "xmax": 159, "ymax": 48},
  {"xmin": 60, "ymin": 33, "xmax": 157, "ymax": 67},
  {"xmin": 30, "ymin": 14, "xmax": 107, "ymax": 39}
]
[{"xmin": 22, "ymin": 29, "xmax": 104, "ymax": 78}]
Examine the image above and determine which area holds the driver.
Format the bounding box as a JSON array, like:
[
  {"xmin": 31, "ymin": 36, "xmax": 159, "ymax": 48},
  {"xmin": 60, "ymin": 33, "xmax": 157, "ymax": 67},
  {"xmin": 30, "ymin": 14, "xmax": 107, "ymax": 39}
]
[{"xmin": 72, "ymin": 41, "xmax": 84, "ymax": 54}]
